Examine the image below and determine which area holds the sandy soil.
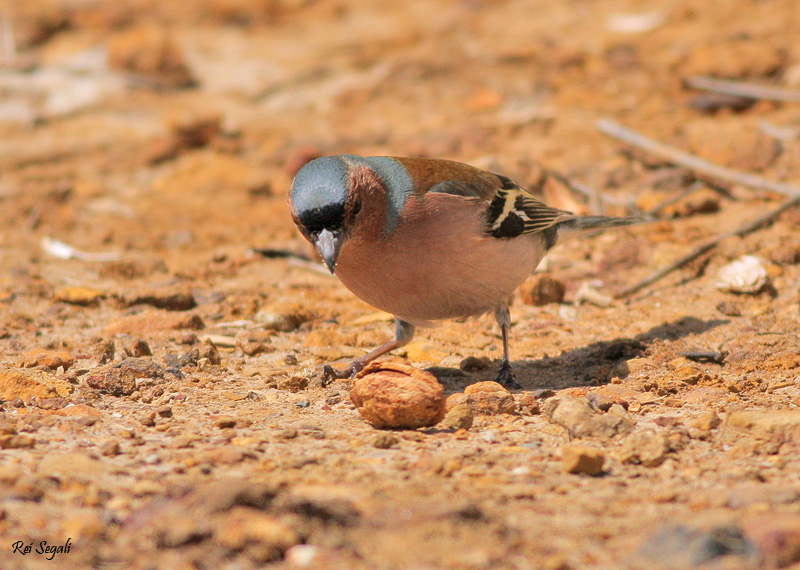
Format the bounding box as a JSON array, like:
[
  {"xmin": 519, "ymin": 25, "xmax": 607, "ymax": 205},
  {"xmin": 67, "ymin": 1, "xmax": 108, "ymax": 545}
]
[{"xmin": 2, "ymin": 1, "xmax": 800, "ymax": 569}]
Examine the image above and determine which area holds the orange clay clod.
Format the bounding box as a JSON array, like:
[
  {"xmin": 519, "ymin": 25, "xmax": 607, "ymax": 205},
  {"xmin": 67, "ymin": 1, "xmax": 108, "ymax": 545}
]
[{"xmin": 350, "ymin": 362, "xmax": 446, "ymax": 429}]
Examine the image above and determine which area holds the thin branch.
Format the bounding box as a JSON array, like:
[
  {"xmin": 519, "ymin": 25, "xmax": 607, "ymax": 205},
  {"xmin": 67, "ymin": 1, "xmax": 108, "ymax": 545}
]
[
  {"xmin": 646, "ymin": 181, "xmax": 704, "ymax": 217},
  {"xmin": 616, "ymin": 193, "xmax": 800, "ymax": 297},
  {"xmin": 758, "ymin": 119, "xmax": 800, "ymax": 142},
  {"xmin": 596, "ymin": 119, "xmax": 800, "ymax": 297},
  {"xmin": 686, "ymin": 75, "xmax": 800, "ymax": 104},
  {"xmin": 596, "ymin": 118, "xmax": 800, "ymax": 199},
  {"xmin": 546, "ymin": 169, "xmax": 633, "ymax": 209}
]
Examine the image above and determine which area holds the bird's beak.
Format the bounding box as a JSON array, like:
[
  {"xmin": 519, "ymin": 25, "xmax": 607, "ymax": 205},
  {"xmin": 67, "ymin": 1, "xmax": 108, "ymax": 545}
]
[{"xmin": 314, "ymin": 229, "xmax": 343, "ymax": 274}]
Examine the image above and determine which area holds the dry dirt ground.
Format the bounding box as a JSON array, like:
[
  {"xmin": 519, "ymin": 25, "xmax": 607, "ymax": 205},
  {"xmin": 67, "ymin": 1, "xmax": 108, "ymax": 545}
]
[{"xmin": 2, "ymin": 1, "xmax": 800, "ymax": 569}]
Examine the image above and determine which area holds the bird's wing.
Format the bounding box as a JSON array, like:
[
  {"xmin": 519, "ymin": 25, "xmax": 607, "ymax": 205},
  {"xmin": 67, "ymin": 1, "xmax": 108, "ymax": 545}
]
[
  {"xmin": 481, "ymin": 174, "xmax": 576, "ymax": 238},
  {"xmin": 394, "ymin": 157, "xmax": 575, "ymax": 239}
]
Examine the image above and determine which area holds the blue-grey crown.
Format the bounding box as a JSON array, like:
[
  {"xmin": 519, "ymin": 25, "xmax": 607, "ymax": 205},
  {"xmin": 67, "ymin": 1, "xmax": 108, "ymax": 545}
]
[
  {"xmin": 291, "ymin": 156, "xmax": 350, "ymax": 234},
  {"xmin": 291, "ymin": 154, "xmax": 415, "ymax": 236}
]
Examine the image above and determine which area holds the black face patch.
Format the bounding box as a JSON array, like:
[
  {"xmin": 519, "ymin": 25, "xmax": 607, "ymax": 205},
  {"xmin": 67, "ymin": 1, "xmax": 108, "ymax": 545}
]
[{"xmin": 297, "ymin": 200, "xmax": 347, "ymax": 236}]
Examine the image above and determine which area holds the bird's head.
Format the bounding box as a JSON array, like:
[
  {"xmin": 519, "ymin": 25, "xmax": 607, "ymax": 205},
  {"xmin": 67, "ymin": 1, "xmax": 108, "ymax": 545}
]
[{"xmin": 289, "ymin": 156, "xmax": 362, "ymax": 274}]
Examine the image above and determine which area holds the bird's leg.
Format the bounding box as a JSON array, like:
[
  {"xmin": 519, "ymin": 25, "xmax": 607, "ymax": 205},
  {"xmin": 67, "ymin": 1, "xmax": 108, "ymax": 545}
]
[
  {"xmin": 322, "ymin": 319, "xmax": 416, "ymax": 383},
  {"xmin": 494, "ymin": 305, "xmax": 521, "ymax": 389}
]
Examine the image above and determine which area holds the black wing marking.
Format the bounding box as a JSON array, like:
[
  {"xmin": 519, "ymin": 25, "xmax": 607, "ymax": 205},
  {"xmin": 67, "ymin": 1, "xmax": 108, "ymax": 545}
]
[{"xmin": 485, "ymin": 175, "xmax": 574, "ymax": 239}]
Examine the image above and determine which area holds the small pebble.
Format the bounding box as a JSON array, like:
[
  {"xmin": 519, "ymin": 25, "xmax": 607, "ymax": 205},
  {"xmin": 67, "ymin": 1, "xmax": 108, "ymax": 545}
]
[
  {"xmin": 139, "ymin": 411, "xmax": 157, "ymax": 427},
  {"xmin": 99, "ymin": 439, "xmax": 121, "ymax": 456},
  {"xmin": 280, "ymin": 428, "xmax": 299, "ymax": 440},
  {"xmin": 255, "ymin": 306, "xmax": 311, "ymax": 332},
  {"xmin": 518, "ymin": 274, "xmax": 566, "ymax": 306},
  {"xmin": 199, "ymin": 340, "xmax": 222, "ymax": 365},
  {"xmin": 54, "ymin": 286, "xmax": 105, "ymax": 306},
  {"xmin": 279, "ymin": 377, "xmax": 308, "ymax": 393},
  {"xmin": 214, "ymin": 416, "xmax": 238, "ymax": 429},
  {"xmin": 478, "ymin": 430, "xmax": 500, "ymax": 444},
  {"xmin": 459, "ymin": 356, "xmax": 491, "ymax": 372},
  {"xmin": 373, "ymin": 434, "xmax": 399, "ymax": 449},
  {"xmin": 285, "ymin": 544, "xmax": 318, "ymax": 568},
  {"xmin": 637, "ymin": 523, "xmax": 756, "ymax": 568},
  {"xmin": 20, "ymin": 349, "xmax": 75, "ymax": 372},
  {"xmin": 0, "ymin": 418, "xmax": 16, "ymax": 435},
  {"xmin": 124, "ymin": 339, "xmax": 152, "ymax": 357},
  {"xmin": 440, "ymin": 404, "xmax": 474, "ymax": 430},
  {"xmin": 516, "ymin": 393, "xmax": 540, "ymax": 415},
  {"xmin": 691, "ymin": 412, "xmax": 721, "ymax": 432},
  {"xmin": 619, "ymin": 429, "xmax": 670, "ymax": 467},
  {"xmin": 179, "ymin": 348, "xmax": 200, "ymax": 367},
  {"xmin": 588, "ymin": 392, "xmax": 615, "ymax": 412},
  {"xmin": 178, "ymin": 333, "xmax": 199, "ymax": 345},
  {"xmin": 715, "ymin": 255, "xmax": 768, "ymax": 294},
  {"xmin": 463, "ymin": 381, "xmax": 516, "ymax": 415},
  {"xmin": 242, "ymin": 341, "xmax": 269, "ymax": 356},
  {"xmin": 545, "ymin": 394, "xmax": 634, "ymax": 439},
  {"xmin": 0, "ymin": 434, "xmax": 35, "ymax": 449},
  {"xmin": 119, "ymin": 286, "xmax": 196, "ymax": 311},
  {"xmin": 562, "ymin": 445, "xmax": 606, "ymax": 476}
]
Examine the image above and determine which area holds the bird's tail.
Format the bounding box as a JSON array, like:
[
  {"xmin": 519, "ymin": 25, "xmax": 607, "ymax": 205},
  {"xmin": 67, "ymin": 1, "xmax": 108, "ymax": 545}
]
[{"xmin": 555, "ymin": 215, "xmax": 650, "ymax": 244}]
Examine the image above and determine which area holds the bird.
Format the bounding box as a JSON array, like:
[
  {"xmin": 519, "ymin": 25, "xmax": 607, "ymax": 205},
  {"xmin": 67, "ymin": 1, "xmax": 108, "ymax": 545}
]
[{"xmin": 288, "ymin": 154, "xmax": 645, "ymax": 389}]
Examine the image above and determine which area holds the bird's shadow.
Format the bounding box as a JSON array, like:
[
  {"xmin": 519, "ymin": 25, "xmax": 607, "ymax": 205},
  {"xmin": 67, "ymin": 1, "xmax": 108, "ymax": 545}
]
[{"xmin": 426, "ymin": 316, "xmax": 728, "ymax": 393}]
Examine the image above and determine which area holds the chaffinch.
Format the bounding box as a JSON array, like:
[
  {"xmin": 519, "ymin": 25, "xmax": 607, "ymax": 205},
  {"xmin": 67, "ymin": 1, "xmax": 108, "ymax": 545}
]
[{"xmin": 289, "ymin": 155, "xmax": 644, "ymax": 388}]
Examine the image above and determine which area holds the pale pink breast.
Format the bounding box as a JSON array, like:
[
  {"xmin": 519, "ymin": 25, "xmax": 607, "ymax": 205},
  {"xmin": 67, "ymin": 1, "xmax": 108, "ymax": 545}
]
[{"xmin": 333, "ymin": 193, "xmax": 546, "ymax": 326}]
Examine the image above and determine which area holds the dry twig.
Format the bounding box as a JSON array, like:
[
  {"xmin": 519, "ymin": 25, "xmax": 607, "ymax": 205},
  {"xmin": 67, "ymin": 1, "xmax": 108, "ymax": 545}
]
[
  {"xmin": 686, "ymin": 75, "xmax": 800, "ymax": 104},
  {"xmin": 546, "ymin": 170, "xmax": 632, "ymax": 210},
  {"xmin": 646, "ymin": 181, "xmax": 705, "ymax": 217},
  {"xmin": 615, "ymin": 194, "xmax": 800, "ymax": 297},
  {"xmin": 597, "ymin": 119, "xmax": 800, "ymax": 297},
  {"xmin": 597, "ymin": 119, "xmax": 800, "ymax": 198}
]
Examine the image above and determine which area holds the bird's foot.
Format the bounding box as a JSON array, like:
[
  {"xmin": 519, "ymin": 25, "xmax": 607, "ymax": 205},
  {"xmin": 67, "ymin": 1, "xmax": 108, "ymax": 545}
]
[
  {"xmin": 321, "ymin": 359, "xmax": 367, "ymax": 385},
  {"xmin": 495, "ymin": 361, "xmax": 521, "ymax": 390}
]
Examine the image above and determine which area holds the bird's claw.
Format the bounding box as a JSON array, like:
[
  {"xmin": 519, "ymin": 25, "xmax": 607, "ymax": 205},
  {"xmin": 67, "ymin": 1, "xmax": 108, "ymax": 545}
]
[
  {"xmin": 495, "ymin": 361, "xmax": 521, "ymax": 390},
  {"xmin": 321, "ymin": 360, "xmax": 367, "ymax": 385},
  {"xmin": 321, "ymin": 364, "xmax": 350, "ymax": 385}
]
